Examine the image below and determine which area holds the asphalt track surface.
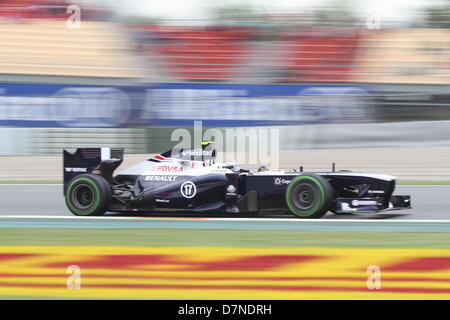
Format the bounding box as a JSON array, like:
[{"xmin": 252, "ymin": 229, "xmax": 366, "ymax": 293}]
[{"xmin": 0, "ymin": 184, "xmax": 448, "ymax": 220}]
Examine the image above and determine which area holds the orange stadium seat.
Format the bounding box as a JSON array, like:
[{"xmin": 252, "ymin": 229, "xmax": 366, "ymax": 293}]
[
  {"xmin": 0, "ymin": 19, "xmax": 143, "ymax": 78},
  {"xmin": 350, "ymin": 29, "xmax": 450, "ymax": 84}
]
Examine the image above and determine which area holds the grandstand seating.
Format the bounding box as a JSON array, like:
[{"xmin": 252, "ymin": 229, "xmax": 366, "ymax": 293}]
[
  {"xmin": 0, "ymin": 0, "xmax": 69, "ymax": 19},
  {"xmin": 133, "ymin": 25, "xmax": 251, "ymax": 81},
  {"xmin": 350, "ymin": 29, "xmax": 450, "ymax": 84},
  {"xmin": 0, "ymin": 2, "xmax": 448, "ymax": 85},
  {"xmin": 0, "ymin": 19, "xmax": 142, "ymax": 78},
  {"xmin": 275, "ymin": 32, "xmax": 360, "ymax": 83},
  {"xmin": 134, "ymin": 25, "xmax": 450, "ymax": 84},
  {"xmin": 133, "ymin": 25, "xmax": 361, "ymax": 82}
]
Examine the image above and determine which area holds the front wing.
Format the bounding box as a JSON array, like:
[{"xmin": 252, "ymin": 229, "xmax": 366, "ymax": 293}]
[{"xmin": 334, "ymin": 195, "xmax": 411, "ymax": 214}]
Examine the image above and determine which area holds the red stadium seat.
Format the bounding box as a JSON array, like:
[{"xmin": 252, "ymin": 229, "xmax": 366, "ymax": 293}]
[
  {"xmin": 137, "ymin": 26, "xmax": 251, "ymax": 81},
  {"xmin": 276, "ymin": 33, "xmax": 360, "ymax": 83}
]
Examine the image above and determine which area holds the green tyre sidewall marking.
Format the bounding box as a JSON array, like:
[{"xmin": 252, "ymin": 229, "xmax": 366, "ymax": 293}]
[
  {"xmin": 66, "ymin": 177, "xmax": 101, "ymax": 216},
  {"xmin": 285, "ymin": 176, "xmax": 325, "ymax": 217}
]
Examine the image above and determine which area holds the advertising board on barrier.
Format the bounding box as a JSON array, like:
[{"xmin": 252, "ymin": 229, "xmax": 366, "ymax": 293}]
[
  {"xmin": 0, "ymin": 83, "xmax": 373, "ymax": 128},
  {"xmin": 0, "ymin": 83, "xmax": 144, "ymax": 128}
]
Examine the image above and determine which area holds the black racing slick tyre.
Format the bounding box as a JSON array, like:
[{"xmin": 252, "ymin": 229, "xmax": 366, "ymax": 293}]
[
  {"xmin": 65, "ymin": 174, "xmax": 112, "ymax": 216},
  {"xmin": 285, "ymin": 174, "xmax": 334, "ymax": 219}
]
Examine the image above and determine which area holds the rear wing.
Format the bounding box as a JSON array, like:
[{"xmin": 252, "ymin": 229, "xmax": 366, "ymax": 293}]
[{"xmin": 63, "ymin": 148, "xmax": 124, "ymax": 193}]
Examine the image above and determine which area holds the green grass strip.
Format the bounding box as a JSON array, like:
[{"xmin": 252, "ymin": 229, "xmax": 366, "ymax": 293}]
[
  {"xmin": 397, "ymin": 181, "xmax": 450, "ymax": 185},
  {"xmin": 1, "ymin": 228, "xmax": 449, "ymax": 248}
]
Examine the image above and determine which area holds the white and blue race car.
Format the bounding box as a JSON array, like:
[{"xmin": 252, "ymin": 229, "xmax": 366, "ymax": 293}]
[{"xmin": 63, "ymin": 143, "xmax": 411, "ymax": 218}]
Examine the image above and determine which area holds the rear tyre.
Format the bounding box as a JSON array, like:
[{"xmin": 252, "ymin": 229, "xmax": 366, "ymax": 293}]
[
  {"xmin": 285, "ymin": 174, "xmax": 333, "ymax": 219},
  {"xmin": 65, "ymin": 174, "xmax": 112, "ymax": 216}
]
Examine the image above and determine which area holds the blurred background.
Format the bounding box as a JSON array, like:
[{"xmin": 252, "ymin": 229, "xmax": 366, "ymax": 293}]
[
  {"xmin": 0, "ymin": 0, "xmax": 449, "ymax": 174},
  {"xmin": 1, "ymin": 1, "xmax": 450, "ymax": 300}
]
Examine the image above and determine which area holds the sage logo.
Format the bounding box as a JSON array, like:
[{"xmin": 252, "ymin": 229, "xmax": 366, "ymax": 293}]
[{"xmin": 180, "ymin": 181, "xmax": 197, "ymax": 199}]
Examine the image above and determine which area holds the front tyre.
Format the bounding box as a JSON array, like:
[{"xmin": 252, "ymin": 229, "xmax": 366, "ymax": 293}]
[
  {"xmin": 65, "ymin": 174, "xmax": 112, "ymax": 216},
  {"xmin": 285, "ymin": 174, "xmax": 333, "ymax": 219}
]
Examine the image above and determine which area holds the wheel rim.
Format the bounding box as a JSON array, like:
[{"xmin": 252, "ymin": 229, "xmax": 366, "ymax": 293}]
[
  {"xmin": 72, "ymin": 184, "xmax": 95, "ymax": 209},
  {"xmin": 291, "ymin": 183, "xmax": 317, "ymax": 211}
]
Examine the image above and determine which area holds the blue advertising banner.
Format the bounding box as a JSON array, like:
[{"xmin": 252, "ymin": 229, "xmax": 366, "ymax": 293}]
[
  {"xmin": 147, "ymin": 83, "xmax": 374, "ymax": 127},
  {"xmin": 0, "ymin": 83, "xmax": 145, "ymax": 128},
  {"xmin": 0, "ymin": 82, "xmax": 374, "ymax": 128}
]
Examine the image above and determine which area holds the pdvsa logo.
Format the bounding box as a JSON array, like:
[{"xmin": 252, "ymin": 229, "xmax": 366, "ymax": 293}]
[{"xmin": 149, "ymin": 165, "xmax": 184, "ymax": 173}]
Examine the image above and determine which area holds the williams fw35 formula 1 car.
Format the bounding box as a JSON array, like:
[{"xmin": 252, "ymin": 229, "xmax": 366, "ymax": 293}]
[{"xmin": 63, "ymin": 143, "xmax": 411, "ymax": 219}]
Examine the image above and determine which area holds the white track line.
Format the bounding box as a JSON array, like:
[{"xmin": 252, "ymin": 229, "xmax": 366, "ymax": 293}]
[
  {"xmin": 397, "ymin": 185, "xmax": 450, "ymax": 187},
  {"xmin": 0, "ymin": 184, "xmax": 62, "ymax": 186},
  {"xmin": 0, "ymin": 215, "xmax": 448, "ymax": 223}
]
